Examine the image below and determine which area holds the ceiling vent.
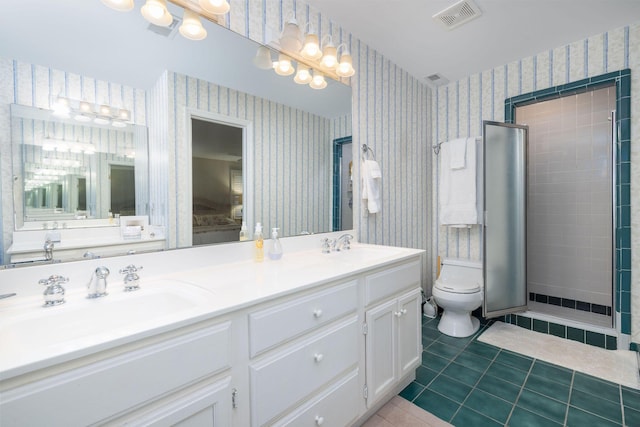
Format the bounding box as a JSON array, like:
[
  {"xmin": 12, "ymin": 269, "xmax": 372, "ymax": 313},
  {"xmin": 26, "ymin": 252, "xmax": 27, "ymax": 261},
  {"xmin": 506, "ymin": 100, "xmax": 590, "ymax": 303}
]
[
  {"xmin": 146, "ymin": 14, "xmax": 180, "ymax": 38},
  {"xmin": 424, "ymin": 73, "xmax": 449, "ymax": 87},
  {"xmin": 433, "ymin": 0, "xmax": 482, "ymax": 30}
]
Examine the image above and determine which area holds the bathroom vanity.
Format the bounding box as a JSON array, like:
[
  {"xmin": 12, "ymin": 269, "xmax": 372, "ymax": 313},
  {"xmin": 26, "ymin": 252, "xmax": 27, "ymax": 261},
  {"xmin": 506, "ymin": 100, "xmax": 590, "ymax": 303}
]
[{"xmin": 0, "ymin": 235, "xmax": 423, "ymax": 426}]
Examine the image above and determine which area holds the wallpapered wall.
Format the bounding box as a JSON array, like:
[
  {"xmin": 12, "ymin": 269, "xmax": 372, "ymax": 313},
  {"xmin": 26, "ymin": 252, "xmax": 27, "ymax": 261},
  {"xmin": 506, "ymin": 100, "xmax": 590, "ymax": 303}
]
[
  {"xmin": 431, "ymin": 23, "xmax": 640, "ymax": 343},
  {"xmin": 148, "ymin": 0, "xmax": 433, "ymax": 285},
  {"xmin": 150, "ymin": 70, "xmax": 339, "ymax": 248},
  {"xmin": 0, "ymin": 58, "xmax": 147, "ymax": 264}
]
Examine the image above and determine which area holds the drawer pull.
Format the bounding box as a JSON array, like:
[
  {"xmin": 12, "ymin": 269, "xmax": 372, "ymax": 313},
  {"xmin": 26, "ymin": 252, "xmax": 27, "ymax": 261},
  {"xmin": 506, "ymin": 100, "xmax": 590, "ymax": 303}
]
[
  {"xmin": 313, "ymin": 308, "xmax": 323, "ymax": 318},
  {"xmin": 314, "ymin": 353, "xmax": 324, "ymax": 363},
  {"xmin": 315, "ymin": 415, "xmax": 325, "ymax": 425},
  {"xmin": 394, "ymin": 308, "xmax": 408, "ymax": 317}
]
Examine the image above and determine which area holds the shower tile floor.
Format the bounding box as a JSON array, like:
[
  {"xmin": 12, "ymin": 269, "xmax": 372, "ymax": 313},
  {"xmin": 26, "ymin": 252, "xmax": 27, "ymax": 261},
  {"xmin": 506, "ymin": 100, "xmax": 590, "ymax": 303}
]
[{"xmin": 393, "ymin": 315, "xmax": 640, "ymax": 426}]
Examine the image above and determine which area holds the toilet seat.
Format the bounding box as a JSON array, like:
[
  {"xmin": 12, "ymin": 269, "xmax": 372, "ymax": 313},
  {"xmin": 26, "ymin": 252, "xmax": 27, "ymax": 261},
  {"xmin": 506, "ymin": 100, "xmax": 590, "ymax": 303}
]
[{"xmin": 434, "ymin": 279, "xmax": 481, "ymax": 294}]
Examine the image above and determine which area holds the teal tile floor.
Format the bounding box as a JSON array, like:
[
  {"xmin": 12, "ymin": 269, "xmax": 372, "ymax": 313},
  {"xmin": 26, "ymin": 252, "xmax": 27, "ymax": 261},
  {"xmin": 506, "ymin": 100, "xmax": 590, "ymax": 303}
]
[{"xmin": 400, "ymin": 315, "xmax": 640, "ymax": 426}]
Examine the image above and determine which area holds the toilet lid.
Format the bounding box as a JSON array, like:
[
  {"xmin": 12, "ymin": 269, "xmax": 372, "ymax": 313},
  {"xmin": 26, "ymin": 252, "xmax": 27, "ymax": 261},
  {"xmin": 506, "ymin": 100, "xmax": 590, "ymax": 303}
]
[{"xmin": 434, "ymin": 279, "xmax": 481, "ymax": 294}]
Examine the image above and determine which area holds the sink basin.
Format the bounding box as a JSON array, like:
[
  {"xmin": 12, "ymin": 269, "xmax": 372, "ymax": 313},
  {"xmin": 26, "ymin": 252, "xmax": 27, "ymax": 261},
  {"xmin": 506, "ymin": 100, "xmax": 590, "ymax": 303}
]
[
  {"xmin": 0, "ymin": 280, "xmax": 218, "ymax": 371},
  {"xmin": 324, "ymin": 244, "xmax": 408, "ymax": 265}
]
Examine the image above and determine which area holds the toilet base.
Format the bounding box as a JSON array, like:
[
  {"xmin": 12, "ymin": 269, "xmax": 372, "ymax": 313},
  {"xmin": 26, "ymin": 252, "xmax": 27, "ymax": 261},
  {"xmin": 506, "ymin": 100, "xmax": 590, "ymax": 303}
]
[{"xmin": 437, "ymin": 311, "xmax": 480, "ymax": 338}]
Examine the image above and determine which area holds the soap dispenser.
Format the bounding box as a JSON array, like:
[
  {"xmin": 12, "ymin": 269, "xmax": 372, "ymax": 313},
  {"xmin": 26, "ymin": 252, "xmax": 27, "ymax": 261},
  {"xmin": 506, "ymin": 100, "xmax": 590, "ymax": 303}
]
[
  {"xmin": 268, "ymin": 227, "xmax": 283, "ymax": 260},
  {"xmin": 239, "ymin": 221, "xmax": 248, "ymax": 241},
  {"xmin": 254, "ymin": 223, "xmax": 264, "ymax": 262}
]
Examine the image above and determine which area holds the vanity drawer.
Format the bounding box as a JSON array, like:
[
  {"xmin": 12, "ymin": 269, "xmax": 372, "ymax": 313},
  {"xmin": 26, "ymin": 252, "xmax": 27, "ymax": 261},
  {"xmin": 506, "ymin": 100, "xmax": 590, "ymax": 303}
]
[
  {"xmin": 273, "ymin": 370, "xmax": 360, "ymax": 427},
  {"xmin": 248, "ymin": 280, "xmax": 358, "ymax": 357},
  {"xmin": 249, "ymin": 316, "xmax": 359, "ymax": 427},
  {"xmin": 0, "ymin": 321, "xmax": 231, "ymax": 427},
  {"xmin": 365, "ymin": 260, "xmax": 421, "ymax": 306}
]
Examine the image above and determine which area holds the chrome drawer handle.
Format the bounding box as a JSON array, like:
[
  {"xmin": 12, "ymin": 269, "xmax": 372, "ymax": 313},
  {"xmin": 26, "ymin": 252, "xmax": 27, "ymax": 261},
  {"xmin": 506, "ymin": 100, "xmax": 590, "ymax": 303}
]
[
  {"xmin": 315, "ymin": 415, "xmax": 324, "ymax": 425},
  {"xmin": 313, "ymin": 308, "xmax": 323, "ymax": 318},
  {"xmin": 394, "ymin": 308, "xmax": 407, "ymax": 317},
  {"xmin": 314, "ymin": 353, "xmax": 324, "ymax": 363}
]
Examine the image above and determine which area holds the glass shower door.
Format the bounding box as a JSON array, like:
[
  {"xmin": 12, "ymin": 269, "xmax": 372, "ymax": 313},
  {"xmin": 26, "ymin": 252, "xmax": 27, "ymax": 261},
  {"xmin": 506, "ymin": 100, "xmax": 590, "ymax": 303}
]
[{"xmin": 483, "ymin": 121, "xmax": 528, "ymax": 318}]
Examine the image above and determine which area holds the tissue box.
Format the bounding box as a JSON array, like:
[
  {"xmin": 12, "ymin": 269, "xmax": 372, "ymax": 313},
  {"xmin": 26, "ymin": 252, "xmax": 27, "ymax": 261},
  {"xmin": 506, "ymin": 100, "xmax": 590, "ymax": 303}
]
[{"xmin": 122, "ymin": 226, "xmax": 142, "ymax": 240}]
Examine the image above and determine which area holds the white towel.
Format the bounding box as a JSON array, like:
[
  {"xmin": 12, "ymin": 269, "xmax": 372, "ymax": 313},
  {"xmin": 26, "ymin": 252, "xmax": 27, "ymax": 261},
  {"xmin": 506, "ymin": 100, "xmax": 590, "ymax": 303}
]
[
  {"xmin": 439, "ymin": 137, "xmax": 478, "ymax": 226},
  {"xmin": 361, "ymin": 159, "xmax": 381, "ymax": 214},
  {"xmin": 449, "ymin": 137, "xmax": 467, "ymax": 169}
]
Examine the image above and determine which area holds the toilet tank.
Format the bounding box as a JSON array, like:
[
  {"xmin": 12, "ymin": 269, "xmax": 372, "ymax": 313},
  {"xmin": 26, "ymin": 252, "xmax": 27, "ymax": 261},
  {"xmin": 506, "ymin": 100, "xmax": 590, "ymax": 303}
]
[{"xmin": 438, "ymin": 258, "xmax": 483, "ymax": 286}]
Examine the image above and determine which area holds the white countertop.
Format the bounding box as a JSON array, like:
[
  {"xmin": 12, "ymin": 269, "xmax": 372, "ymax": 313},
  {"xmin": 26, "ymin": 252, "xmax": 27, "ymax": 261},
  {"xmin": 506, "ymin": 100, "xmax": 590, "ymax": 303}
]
[{"xmin": 0, "ymin": 242, "xmax": 423, "ymax": 381}]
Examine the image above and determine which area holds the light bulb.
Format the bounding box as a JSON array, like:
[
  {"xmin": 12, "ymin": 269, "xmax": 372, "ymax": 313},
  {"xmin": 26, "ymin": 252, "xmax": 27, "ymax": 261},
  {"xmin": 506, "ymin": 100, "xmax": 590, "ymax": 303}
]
[
  {"xmin": 100, "ymin": 0, "xmax": 134, "ymax": 12},
  {"xmin": 301, "ymin": 33, "xmax": 322, "ymax": 60},
  {"xmin": 199, "ymin": 0, "xmax": 230, "ymax": 14},
  {"xmin": 141, "ymin": 0, "xmax": 172, "ymax": 27},
  {"xmin": 294, "ymin": 64, "xmax": 312, "ymax": 84},
  {"xmin": 180, "ymin": 10, "xmax": 207, "ymax": 40},
  {"xmin": 336, "ymin": 52, "xmax": 355, "ymax": 77},
  {"xmin": 320, "ymin": 42, "xmax": 337, "ymax": 69},
  {"xmin": 274, "ymin": 54, "xmax": 294, "ymax": 76},
  {"xmin": 309, "ymin": 71, "xmax": 327, "ymax": 90}
]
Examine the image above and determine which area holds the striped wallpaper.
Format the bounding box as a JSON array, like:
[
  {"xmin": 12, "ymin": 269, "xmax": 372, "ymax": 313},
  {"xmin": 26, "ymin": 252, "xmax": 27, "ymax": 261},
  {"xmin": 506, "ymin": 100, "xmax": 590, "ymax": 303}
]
[{"xmin": 431, "ymin": 23, "xmax": 640, "ymax": 342}]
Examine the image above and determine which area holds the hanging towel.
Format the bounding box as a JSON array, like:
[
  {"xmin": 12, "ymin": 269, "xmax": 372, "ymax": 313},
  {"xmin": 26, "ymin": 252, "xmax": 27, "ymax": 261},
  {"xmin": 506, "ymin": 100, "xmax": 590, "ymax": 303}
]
[
  {"xmin": 449, "ymin": 137, "xmax": 467, "ymax": 169},
  {"xmin": 439, "ymin": 137, "xmax": 478, "ymax": 226},
  {"xmin": 361, "ymin": 159, "xmax": 382, "ymax": 214}
]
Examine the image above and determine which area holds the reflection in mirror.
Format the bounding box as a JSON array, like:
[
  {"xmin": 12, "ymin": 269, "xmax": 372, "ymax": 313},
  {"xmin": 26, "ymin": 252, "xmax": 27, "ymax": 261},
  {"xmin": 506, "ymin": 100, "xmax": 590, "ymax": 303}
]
[
  {"xmin": 10, "ymin": 104, "xmax": 149, "ymax": 230},
  {"xmin": 0, "ymin": 0, "xmax": 352, "ymax": 266}
]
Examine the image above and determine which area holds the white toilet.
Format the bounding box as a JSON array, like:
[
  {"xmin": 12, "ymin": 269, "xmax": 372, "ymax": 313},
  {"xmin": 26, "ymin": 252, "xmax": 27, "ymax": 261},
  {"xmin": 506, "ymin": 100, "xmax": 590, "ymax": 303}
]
[{"xmin": 432, "ymin": 258, "xmax": 483, "ymax": 338}]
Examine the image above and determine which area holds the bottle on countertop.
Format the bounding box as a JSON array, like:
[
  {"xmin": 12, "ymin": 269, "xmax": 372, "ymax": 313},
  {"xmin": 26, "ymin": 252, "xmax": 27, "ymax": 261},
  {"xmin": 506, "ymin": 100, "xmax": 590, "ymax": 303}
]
[
  {"xmin": 239, "ymin": 221, "xmax": 248, "ymax": 241},
  {"xmin": 254, "ymin": 223, "xmax": 264, "ymax": 262},
  {"xmin": 268, "ymin": 227, "xmax": 283, "ymax": 260}
]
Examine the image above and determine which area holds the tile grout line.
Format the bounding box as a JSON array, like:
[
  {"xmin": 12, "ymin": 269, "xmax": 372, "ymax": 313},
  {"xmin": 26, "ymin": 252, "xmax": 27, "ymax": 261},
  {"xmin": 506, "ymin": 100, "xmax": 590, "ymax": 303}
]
[
  {"xmin": 503, "ymin": 349, "xmax": 536, "ymax": 426},
  {"xmin": 563, "ymin": 370, "xmax": 575, "ymax": 426}
]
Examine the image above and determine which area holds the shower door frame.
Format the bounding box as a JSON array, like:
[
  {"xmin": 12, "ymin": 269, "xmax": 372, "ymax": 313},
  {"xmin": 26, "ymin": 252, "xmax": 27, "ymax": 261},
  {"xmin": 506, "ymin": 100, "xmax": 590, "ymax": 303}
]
[{"xmin": 504, "ymin": 69, "xmax": 632, "ymax": 334}]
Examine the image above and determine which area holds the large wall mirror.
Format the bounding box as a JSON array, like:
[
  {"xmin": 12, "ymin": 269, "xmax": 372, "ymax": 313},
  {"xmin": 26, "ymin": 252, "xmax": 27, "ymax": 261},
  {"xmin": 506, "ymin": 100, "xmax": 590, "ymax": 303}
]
[{"xmin": 0, "ymin": 0, "xmax": 352, "ymax": 265}]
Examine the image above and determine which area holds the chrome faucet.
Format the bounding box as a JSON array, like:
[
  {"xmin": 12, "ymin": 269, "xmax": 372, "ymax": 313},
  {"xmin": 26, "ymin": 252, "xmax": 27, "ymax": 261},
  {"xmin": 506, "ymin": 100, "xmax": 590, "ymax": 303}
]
[
  {"xmin": 44, "ymin": 239, "xmax": 54, "ymax": 261},
  {"xmin": 83, "ymin": 251, "xmax": 100, "ymax": 259},
  {"xmin": 119, "ymin": 265, "xmax": 143, "ymax": 292},
  {"xmin": 39, "ymin": 275, "xmax": 68, "ymax": 307},
  {"xmin": 87, "ymin": 266, "xmax": 110, "ymax": 299},
  {"xmin": 320, "ymin": 237, "xmax": 332, "ymax": 254},
  {"xmin": 332, "ymin": 233, "xmax": 354, "ymax": 252}
]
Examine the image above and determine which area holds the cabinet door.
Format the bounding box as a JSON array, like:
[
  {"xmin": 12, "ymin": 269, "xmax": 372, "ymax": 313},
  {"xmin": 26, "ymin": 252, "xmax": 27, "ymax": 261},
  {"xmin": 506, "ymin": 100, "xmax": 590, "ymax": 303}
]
[
  {"xmin": 397, "ymin": 288, "xmax": 422, "ymax": 378},
  {"xmin": 365, "ymin": 299, "xmax": 397, "ymax": 406}
]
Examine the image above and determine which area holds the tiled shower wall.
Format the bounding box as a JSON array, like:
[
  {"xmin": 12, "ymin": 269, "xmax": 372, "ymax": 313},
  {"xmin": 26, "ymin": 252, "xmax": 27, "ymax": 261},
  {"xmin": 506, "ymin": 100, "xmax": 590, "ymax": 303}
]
[
  {"xmin": 518, "ymin": 88, "xmax": 616, "ymax": 308},
  {"xmin": 432, "ymin": 23, "xmax": 639, "ymax": 344}
]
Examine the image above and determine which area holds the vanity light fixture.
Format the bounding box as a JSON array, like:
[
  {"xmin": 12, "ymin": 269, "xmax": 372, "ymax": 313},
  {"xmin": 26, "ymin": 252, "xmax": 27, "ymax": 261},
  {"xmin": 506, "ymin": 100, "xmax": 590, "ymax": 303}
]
[
  {"xmin": 49, "ymin": 96, "xmax": 133, "ymax": 128},
  {"xmin": 141, "ymin": 0, "xmax": 173, "ymax": 27},
  {"xmin": 294, "ymin": 63, "xmax": 312, "ymax": 84},
  {"xmin": 335, "ymin": 45, "xmax": 355, "ymax": 77},
  {"xmin": 253, "ymin": 46, "xmax": 275, "ymax": 70},
  {"xmin": 100, "ymin": 0, "xmax": 134, "ymax": 12},
  {"xmin": 279, "ymin": 17, "xmax": 303, "ymax": 53},
  {"xmin": 198, "ymin": 0, "xmax": 230, "ymax": 15},
  {"xmin": 309, "ymin": 70, "xmax": 327, "ymax": 90},
  {"xmin": 274, "ymin": 53, "xmax": 295, "ymax": 76},
  {"xmin": 179, "ymin": 9, "xmax": 207, "ymax": 40},
  {"xmin": 319, "ymin": 36, "xmax": 338, "ymax": 69}
]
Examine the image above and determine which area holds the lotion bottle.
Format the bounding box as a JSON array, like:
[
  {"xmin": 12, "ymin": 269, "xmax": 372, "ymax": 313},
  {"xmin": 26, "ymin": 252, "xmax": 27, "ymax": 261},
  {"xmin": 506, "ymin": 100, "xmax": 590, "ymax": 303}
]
[
  {"xmin": 254, "ymin": 223, "xmax": 264, "ymax": 262},
  {"xmin": 268, "ymin": 227, "xmax": 283, "ymax": 260},
  {"xmin": 239, "ymin": 221, "xmax": 248, "ymax": 241}
]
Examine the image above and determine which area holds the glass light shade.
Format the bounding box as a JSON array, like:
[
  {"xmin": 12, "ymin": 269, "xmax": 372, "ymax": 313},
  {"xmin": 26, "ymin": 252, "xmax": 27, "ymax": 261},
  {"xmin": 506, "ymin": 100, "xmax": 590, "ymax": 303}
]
[
  {"xmin": 180, "ymin": 10, "xmax": 207, "ymax": 40},
  {"xmin": 74, "ymin": 113, "xmax": 92, "ymax": 122},
  {"xmin": 100, "ymin": 0, "xmax": 134, "ymax": 12},
  {"xmin": 112, "ymin": 120, "xmax": 127, "ymax": 128},
  {"xmin": 309, "ymin": 71, "xmax": 327, "ymax": 90},
  {"xmin": 51, "ymin": 95, "xmax": 70, "ymax": 117},
  {"xmin": 301, "ymin": 33, "xmax": 322, "ymax": 60},
  {"xmin": 294, "ymin": 64, "xmax": 312, "ymax": 84},
  {"xmin": 336, "ymin": 52, "xmax": 355, "ymax": 77},
  {"xmin": 94, "ymin": 117, "xmax": 111, "ymax": 125},
  {"xmin": 98, "ymin": 104, "xmax": 112, "ymax": 116},
  {"xmin": 274, "ymin": 54, "xmax": 294, "ymax": 76},
  {"xmin": 79, "ymin": 100, "xmax": 92, "ymax": 113},
  {"xmin": 279, "ymin": 20, "xmax": 302, "ymax": 52},
  {"xmin": 118, "ymin": 108, "xmax": 131, "ymax": 121},
  {"xmin": 199, "ymin": 0, "xmax": 230, "ymax": 14},
  {"xmin": 141, "ymin": 0, "xmax": 172, "ymax": 27},
  {"xmin": 320, "ymin": 43, "xmax": 338, "ymax": 69},
  {"xmin": 253, "ymin": 46, "xmax": 274, "ymax": 70}
]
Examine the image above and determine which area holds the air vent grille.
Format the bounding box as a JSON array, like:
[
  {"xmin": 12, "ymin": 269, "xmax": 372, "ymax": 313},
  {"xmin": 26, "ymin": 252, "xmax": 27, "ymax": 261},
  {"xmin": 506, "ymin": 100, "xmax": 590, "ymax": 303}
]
[
  {"xmin": 433, "ymin": 0, "xmax": 482, "ymax": 30},
  {"xmin": 424, "ymin": 73, "xmax": 449, "ymax": 87},
  {"xmin": 147, "ymin": 14, "xmax": 180, "ymax": 37}
]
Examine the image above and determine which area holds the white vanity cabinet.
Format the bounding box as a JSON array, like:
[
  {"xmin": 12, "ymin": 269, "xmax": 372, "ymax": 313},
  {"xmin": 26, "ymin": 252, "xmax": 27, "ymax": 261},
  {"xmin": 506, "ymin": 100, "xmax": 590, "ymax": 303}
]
[
  {"xmin": 364, "ymin": 261, "xmax": 423, "ymax": 407},
  {"xmin": 247, "ymin": 279, "xmax": 360, "ymax": 427},
  {"xmin": 0, "ymin": 320, "xmax": 233, "ymax": 427}
]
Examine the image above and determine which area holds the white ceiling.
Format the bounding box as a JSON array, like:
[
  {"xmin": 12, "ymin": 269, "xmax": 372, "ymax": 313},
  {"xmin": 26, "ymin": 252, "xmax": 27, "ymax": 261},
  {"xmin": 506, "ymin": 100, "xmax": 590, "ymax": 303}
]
[{"xmin": 302, "ymin": 0, "xmax": 640, "ymax": 85}]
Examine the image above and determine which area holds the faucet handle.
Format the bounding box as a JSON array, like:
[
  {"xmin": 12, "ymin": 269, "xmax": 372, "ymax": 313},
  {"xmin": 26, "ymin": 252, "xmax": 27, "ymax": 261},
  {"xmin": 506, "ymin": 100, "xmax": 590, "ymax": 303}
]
[
  {"xmin": 320, "ymin": 238, "xmax": 333, "ymax": 254},
  {"xmin": 119, "ymin": 265, "xmax": 142, "ymax": 292},
  {"xmin": 39, "ymin": 275, "xmax": 68, "ymax": 307}
]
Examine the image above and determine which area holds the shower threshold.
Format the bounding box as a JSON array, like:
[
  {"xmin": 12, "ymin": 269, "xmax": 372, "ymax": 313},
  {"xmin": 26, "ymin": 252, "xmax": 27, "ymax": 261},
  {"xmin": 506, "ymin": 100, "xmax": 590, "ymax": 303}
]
[{"xmin": 526, "ymin": 300, "xmax": 613, "ymax": 330}]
